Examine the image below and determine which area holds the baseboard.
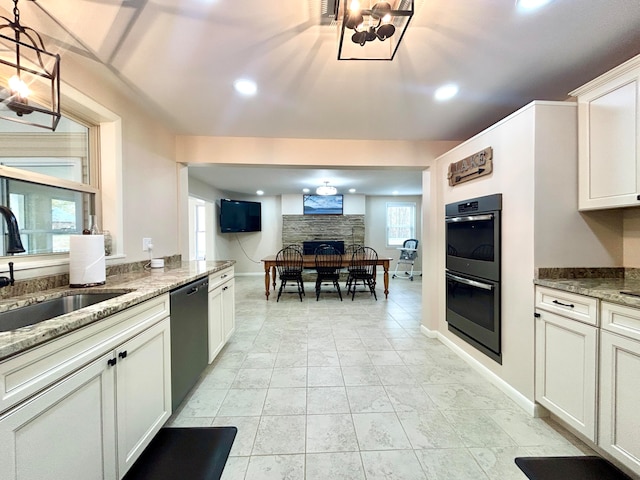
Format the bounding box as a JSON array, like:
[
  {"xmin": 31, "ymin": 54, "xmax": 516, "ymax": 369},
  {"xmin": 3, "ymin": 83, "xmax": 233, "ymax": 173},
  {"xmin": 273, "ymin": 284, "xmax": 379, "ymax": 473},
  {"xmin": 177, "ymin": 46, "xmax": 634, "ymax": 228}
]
[{"xmin": 420, "ymin": 325, "xmax": 543, "ymax": 417}]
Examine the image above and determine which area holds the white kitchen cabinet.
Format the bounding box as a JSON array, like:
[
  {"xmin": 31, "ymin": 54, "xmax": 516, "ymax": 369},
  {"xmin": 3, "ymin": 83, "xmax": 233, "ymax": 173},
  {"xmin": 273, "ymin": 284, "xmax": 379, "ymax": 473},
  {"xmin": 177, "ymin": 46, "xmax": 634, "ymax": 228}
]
[
  {"xmin": 599, "ymin": 302, "xmax": 640, "ymax": 474},
  {"xmin": 115, "ymin": 318, "xmax": 171, "ymax": 475},
  {"xmin": 571, "ymin": 54, "xmax": 640, "ymax": 210},
  {"xmin": 208, "ymin": 267, "xmax": 235, "ymax": 363},
  {"xmin": 208, "ymin": 285, "xmax": 225, "ymax": 362},
  {"xmin": 222, "ymin": 279, "xmax": 235, "ymax": 341},
  {"xmin": 0, "ymin": 352, "xmax": 117, "ymax": 480},
  {"xmin": 535, "ymin": 287, "xmax": 598, "ymax": 441},
  {"xmin": 0, "ymin": 296, "xmax": 171, "ymax": 480}
]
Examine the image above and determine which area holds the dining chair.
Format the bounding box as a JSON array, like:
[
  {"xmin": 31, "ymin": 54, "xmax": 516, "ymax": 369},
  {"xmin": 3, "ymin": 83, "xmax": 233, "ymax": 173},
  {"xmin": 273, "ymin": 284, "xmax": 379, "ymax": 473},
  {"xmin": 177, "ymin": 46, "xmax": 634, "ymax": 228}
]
[
  {"xmin": 275, "ymin": 245, "xmax": 305, "ymax": 301},
  {"xmin": 314, "ymin": 245, "xmax": 343, "ymax": 301},
  {"xmin": 343, "ymin": 243, "xmax": 363, "ymax": 285},
  {"xmin": 346, "ymin": 246, "xmax": 378, "ymax": 301}
]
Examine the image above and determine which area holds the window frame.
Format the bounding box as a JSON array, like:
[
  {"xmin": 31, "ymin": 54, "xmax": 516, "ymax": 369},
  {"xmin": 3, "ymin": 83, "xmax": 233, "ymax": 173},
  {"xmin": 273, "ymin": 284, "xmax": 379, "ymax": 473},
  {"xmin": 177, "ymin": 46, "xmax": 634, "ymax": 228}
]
[
  {"xmin": 0, "ymin": 81, "xmax": 122, "ymax": 276},
  {"xmin": 385, "ymin": 201, "xmax": 416, "ymax": 248}
]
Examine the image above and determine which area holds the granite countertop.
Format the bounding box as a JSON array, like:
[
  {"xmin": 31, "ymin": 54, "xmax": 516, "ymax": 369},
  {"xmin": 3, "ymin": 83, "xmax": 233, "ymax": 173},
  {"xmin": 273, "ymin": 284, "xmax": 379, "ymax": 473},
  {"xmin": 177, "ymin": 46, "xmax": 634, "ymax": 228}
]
[
  {"xmin": 534, "ymin": 277, "xmax": 640, "ymax": 309},
  {"xmin": 0, "ymin": 260, "xmax": 235, "ymax": 361}
]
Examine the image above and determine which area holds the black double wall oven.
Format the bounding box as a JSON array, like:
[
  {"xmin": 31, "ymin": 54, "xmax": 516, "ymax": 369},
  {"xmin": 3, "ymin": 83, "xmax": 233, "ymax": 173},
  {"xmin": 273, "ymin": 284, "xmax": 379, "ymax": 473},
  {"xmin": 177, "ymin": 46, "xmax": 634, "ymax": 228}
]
[{"xmin": 445, "ymin": 193, "xmax": 502, "ymax": 364}]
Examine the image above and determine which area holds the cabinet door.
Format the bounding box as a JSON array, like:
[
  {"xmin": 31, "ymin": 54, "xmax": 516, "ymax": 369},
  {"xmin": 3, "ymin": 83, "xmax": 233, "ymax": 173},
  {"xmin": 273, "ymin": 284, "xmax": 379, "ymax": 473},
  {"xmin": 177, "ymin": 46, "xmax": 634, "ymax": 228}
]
[
  {"xmin": 208, "ymin": 286, "xmax": 225, "ymax": 363},
  {"xmin": 577, "ymin": 67, "xmax": 640, "ymax": 210},
  {"xmin": 535, "ymin": 311, "xmax": 598, "ymax": 441},
  {"xmin": 222, "ymin": 279, "xmax": 235, "ymax": 342},
  {"xmin": 0, "ymin": 352, "xmax": 117, "ymax": 480},
  {"xmin": 115, "ymin": 318, "xmax": 171, "ymax": 477},
  {"xmin": 599, "ymin": 330, "xmax": 640, "ymax": 473}
]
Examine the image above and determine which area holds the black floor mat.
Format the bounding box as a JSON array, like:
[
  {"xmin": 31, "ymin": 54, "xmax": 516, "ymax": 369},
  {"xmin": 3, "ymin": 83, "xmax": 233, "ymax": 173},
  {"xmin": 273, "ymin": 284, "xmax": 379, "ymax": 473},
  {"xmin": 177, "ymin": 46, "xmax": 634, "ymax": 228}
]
[
  {"xmin": 515, "ymin": 456, "xmax": 633, "ymax": 480},
  {"xmin": 123, "ymin": 426, "xmax": 237, "ymax": 480}
]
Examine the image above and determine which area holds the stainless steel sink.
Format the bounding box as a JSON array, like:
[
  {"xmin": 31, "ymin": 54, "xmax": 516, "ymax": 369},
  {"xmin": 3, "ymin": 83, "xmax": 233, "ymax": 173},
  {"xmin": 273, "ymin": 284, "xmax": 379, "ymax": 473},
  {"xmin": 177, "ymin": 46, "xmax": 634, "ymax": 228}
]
[{"xmin": 0, "ymin": 291, "xmax": 129, "ymax": 332}]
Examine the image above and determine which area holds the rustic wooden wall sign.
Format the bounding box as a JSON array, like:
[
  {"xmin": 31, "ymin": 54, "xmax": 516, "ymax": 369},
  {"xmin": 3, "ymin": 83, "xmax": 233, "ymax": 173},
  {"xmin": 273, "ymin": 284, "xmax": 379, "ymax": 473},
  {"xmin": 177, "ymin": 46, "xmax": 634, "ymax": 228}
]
[{"xmin": 447, "ymin": 147, "xmax": 493, "ymax": 186}]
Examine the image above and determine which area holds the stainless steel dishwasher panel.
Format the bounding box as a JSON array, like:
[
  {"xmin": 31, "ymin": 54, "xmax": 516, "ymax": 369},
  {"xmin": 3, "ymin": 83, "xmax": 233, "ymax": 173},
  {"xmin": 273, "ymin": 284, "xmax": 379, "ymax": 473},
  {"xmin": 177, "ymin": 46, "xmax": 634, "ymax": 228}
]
[{"xmin": 169, "ymin": 277, "xmax": 209, "ymax": 411}]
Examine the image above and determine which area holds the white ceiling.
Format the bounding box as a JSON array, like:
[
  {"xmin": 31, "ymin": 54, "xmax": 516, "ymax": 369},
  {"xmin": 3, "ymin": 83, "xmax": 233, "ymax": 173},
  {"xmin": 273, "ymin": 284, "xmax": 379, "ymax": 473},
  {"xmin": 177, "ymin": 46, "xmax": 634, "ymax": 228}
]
[{"xmin": 6, "ymin": 0, "xmax": 640, "ymax": 195}]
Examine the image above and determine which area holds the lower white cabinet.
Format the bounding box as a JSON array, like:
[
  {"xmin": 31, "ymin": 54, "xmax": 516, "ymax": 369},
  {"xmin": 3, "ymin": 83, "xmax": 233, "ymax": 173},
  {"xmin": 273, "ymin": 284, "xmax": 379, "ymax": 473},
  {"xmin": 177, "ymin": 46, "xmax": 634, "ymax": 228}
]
[
  {"xmin": 209, "ymin": 268, "xmax": 235, "ymax": 363},
  {"xmin": 116, "ymin": 318, "xmax": 171, "ymax": 475},
  {"xmin": 0, "ymin": 351, "xmax": 117, "ymax": 480},
  {"xmin": 599, "ymin": 330, "xmax": 640, "ymax": 473},
  {"xmin": 535, "ymin": 309, "xmax": 598, "ymax": 441},
  {"xmin": 0, "ymin": 300, "xmax": 171, "ymax": 480}
]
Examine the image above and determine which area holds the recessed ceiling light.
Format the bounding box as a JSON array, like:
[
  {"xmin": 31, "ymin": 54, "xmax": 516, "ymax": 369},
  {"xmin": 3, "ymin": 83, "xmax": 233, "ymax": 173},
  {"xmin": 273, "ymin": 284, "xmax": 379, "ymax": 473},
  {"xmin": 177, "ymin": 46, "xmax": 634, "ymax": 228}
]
[
  {"xmin": 516, "ymin": 0, "xmax": 552, "ymax": 10},
  {"xmin": 349, "ymin": 188, "xmax": 356, "ymax": 193},
  {"xmin": 434, "ymin": 83, "xmax": 459, "ymax": 101},
  {"xmin": 302, "ymin": 188, "xmax": 310, "ymax": 193},
  {"xmin": 234, "ymin": 78, "xmax": 257, "ymax": 96},
  {"xmin": 256, "ymin": 190, "xmax": 264, "ymax": 195},
  {"xmin": 392, "ymin": 190, "xmax": 399, "ymax": 195}
]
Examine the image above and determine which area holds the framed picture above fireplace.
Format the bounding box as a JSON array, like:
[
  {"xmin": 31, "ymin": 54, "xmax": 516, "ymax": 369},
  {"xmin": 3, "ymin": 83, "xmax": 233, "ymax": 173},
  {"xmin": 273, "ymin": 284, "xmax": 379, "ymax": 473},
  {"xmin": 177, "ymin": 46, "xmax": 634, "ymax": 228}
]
[{"xmin": 303, "ymin": 194, "xmax": 343, "ymax": 215}]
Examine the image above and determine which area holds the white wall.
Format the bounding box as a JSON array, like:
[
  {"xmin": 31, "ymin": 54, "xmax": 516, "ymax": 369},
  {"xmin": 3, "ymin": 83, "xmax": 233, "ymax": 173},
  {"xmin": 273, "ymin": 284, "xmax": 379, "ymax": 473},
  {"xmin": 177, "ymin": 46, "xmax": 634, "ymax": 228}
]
[
  {"xmin": 427, "ymin": 101, "xmax": 622, "ymax": 403},
  {"xmin": 61, "ymin": 54, "xmax": 179, "ymax": 263},
  {"xmin": 623, "ymin": 209, "xmax": 640, "ymax": 267}
]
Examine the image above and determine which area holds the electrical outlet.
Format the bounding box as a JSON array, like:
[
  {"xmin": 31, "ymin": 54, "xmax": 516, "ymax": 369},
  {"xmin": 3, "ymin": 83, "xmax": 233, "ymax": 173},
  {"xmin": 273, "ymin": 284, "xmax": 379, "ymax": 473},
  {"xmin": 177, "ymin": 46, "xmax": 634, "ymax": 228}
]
[{"xmin": 142, "ymin": 237, "xmax": 152, "ymax": 252}]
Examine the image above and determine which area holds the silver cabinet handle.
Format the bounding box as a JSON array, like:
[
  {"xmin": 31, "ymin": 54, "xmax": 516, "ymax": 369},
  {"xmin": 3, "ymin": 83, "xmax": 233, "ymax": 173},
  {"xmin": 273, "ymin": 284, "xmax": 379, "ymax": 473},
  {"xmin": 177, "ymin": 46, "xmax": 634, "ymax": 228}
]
[
  {"xmin": 446, "ymin": 214, "xmax": 493, "ymax": 223},
  {"xmin": 446, "ymin": 272, "xmax": 493, "ymax": 291}
]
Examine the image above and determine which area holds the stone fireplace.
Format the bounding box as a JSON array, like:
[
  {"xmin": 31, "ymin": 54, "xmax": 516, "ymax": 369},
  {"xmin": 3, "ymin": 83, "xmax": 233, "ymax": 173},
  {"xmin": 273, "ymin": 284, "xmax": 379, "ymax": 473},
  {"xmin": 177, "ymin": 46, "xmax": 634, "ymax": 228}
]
[{"xmin": 282, "ymin": 215, "xmax": 365, "ymax": 251}]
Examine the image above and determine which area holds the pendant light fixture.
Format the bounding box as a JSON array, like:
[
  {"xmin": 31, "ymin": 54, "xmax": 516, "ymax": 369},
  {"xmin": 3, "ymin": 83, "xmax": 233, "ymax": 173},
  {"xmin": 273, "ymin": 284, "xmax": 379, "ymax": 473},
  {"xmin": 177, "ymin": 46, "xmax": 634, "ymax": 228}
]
[
  {"xmin": 316, "ymin": 181, "xmax": 338, "ymax": 196},
  {"xmin": 0, "ymin": 0, "xmax": 61, "ymax": 130},
  {"xmin": 335, "ymin": 0, "xmax": 414, "ymax": 60}
]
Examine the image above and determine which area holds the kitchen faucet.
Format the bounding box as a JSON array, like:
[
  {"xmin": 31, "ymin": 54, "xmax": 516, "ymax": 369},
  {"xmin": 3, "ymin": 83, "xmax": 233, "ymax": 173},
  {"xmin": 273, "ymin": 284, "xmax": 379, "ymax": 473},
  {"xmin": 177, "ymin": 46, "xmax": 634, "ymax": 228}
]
[
  {"xmin": 0, "ymin": 205, "xmax": 25, "ymax": 255},
  {"xmin": 0, "ymin": 206, "xmax": 24, "ymax": 288}
]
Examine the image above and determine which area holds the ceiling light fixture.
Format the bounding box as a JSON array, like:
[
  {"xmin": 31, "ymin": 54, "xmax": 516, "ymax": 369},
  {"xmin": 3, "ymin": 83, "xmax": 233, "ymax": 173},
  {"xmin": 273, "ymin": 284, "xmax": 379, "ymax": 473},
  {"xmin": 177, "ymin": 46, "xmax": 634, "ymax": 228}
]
[
  {"xmin": 256, "ymin": 190, "xmax": 264, "ymax": 196},
  {"xmin": 0, "ymin": 0, "xmax": 61, "ymax": 130},
  {"xmin": 516, "ymin": 0, "xmax": 552, "ymax": 10},
  {"xmin": 335, "ymin": 0, "xmax": 414, "ymax": 60},
  {"xmin": 302, "ymin": 188, "xmax": 310, "ymax": 193},
  {"xmin": 233, "ymin": 78, "xmax": 257, "ymax": 96},
  {"xmin": 434, "ymin": 83, "xmax": 459, "ymax": 101},
  {"xmin": 316, "ymin": 181, "xmax": 338, "ymax": 196}
]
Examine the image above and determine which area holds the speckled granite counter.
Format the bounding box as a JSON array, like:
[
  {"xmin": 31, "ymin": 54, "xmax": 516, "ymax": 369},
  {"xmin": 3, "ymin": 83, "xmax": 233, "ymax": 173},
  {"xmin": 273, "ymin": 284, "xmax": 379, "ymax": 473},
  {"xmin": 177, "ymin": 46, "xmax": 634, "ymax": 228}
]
[
  {"xmin": 0, "ymin": 260, "xmax": 235, "ymax": 361},
  {"xmin": 534, "ymin": 277, "xmax": 640, "ymax": 309}
]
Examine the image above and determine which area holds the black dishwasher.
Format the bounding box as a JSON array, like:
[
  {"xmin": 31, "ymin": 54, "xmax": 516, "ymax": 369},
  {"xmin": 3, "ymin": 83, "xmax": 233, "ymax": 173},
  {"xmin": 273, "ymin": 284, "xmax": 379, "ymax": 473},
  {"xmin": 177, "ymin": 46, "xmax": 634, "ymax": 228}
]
[{"xmin": 170, "ymin": 277, "xmax": 208, "ymax": 411}]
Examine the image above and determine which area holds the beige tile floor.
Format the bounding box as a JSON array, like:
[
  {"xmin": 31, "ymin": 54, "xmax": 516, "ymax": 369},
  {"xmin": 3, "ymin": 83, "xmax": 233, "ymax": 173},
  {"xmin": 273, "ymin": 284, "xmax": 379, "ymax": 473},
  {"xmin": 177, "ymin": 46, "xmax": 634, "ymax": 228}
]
[{"xmin": 167, "ymin": 275, "xmax": 592, "ymax": 479}]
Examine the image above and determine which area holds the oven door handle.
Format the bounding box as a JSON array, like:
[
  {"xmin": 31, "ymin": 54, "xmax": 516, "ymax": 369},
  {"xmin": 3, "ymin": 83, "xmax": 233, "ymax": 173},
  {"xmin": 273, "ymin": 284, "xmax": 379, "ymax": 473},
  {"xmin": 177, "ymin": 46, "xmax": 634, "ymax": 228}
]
[
  {"xmin": 445, "ymin": 214, "xmax": 494, "ymax": 223},
  {"xmin": 446, "ymin": 272, "xmax": 494, "ymax": 291}
]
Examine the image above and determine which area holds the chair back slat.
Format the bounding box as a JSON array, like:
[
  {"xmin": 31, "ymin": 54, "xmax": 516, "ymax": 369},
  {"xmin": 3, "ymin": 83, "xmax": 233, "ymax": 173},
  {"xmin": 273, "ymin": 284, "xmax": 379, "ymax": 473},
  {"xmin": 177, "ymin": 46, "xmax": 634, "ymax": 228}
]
[{"xmin": 276, "ymin": 245, "xmax": 303, "ymax": 276}]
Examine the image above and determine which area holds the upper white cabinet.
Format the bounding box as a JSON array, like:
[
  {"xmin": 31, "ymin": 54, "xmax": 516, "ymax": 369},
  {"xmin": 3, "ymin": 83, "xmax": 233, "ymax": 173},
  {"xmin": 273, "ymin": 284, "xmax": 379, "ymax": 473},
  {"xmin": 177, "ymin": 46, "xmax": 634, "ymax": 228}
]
[{"xmin": 571, "ymin": 55, "xmax": 640, "ymax": 210}]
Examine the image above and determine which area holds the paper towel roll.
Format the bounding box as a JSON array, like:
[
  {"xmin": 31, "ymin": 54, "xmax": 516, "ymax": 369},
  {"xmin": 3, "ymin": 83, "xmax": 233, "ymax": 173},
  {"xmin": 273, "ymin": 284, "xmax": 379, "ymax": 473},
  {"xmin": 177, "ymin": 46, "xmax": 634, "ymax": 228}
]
[{"xmin": 70, "ymin": 235, "xmax": 106, "ymax": 287}]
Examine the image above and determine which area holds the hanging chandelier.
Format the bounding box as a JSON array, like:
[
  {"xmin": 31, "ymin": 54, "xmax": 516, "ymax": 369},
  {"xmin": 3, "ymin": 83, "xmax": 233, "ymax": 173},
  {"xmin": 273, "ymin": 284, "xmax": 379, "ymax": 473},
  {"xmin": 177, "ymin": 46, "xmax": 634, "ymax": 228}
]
[
  {"xmin": 0, "ymin": 0, "xmax": 61, "ymax": 130},
  {"xmin": 316, "ymin": 182, "xmax": 338, "ymax": 196},
  {"xmin": 335, "ymin": 0, "xmax": 414, "ymax": 61}
]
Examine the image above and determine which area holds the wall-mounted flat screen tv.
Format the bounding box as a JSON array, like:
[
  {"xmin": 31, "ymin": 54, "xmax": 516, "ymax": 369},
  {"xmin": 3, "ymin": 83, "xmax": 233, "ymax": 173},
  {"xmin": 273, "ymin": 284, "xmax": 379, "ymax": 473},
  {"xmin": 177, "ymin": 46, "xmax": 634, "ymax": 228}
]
[
  {"xmin": 219, "ymin": 199, "xmax": 262, "ymax": 233},
  {"xmin": 303, "ymin": 194, "xmax": 343, "ymax": 215}
]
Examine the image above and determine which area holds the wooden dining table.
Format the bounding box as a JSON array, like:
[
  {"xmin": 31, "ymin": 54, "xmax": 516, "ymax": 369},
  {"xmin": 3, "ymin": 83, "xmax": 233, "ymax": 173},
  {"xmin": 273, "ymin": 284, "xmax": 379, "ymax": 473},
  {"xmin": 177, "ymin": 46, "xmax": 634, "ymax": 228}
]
[{"xmin": 261, "ymin": 254, "xmax": 393, "ymax": 300}]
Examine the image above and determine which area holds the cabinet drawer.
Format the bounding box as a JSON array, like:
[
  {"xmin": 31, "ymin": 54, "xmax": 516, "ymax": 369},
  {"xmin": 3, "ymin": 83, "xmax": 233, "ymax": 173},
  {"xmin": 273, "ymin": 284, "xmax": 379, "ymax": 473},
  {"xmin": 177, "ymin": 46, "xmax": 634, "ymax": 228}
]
[
  {"xmin": 601, "ymin": 301, "xmax": 640, "ymax": 342},
  {"xmin": 209, "ymin": 267, "xmax": 234, "ymax": 291},
  {"xmin": 0, "ymin": 294, "xmax": 169, "ymax": 414},
  {"xmin": 535, "ymin": 286, "xmax": 598, "ymax": 326}
]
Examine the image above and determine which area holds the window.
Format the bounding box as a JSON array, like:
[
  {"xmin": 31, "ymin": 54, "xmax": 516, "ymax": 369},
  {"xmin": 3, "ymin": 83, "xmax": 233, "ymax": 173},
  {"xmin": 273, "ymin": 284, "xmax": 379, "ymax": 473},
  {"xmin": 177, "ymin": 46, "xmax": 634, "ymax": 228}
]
[
  {"xmin": 195, "ymin": 202, "xmax": 206, "ymax": 261},
  {"xmin": 0, "ymin": 115, "xmax": 98, "ymax": 256},
  {"xmin": 386, "ymin": 201, "xmax": 416, "ymax": 247}
]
